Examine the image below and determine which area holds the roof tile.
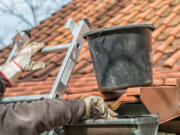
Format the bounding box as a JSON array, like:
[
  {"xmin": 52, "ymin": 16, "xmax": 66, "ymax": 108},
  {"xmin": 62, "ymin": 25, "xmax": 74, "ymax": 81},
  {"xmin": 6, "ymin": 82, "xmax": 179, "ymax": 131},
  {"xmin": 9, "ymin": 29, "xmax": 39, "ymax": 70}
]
[
  {"xmin": 149, "ymin": 0, "xmax": 162, "ymax": 8},
  {"xmin": 1, "ymin": 0, "xmax": 180, "ymax": 107},
  {"xmin": 163, "ymin": 50, "xmax": 180, "ymax": 67}
]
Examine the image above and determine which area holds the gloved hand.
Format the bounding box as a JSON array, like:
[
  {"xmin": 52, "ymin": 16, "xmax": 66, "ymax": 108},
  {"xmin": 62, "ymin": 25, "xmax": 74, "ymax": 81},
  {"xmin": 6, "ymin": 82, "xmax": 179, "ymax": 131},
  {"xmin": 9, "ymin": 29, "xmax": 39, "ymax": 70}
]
[
  {"xmin": 0, "ymin": 42, "xmax": 46, "ymax": 86},
  {"xmin": 14, "ymin": 42, "xmax": 46, "ymax": 71},
  {"xmin": 82, "ymin": 96, "xmax": 119, "ymax": 120}
]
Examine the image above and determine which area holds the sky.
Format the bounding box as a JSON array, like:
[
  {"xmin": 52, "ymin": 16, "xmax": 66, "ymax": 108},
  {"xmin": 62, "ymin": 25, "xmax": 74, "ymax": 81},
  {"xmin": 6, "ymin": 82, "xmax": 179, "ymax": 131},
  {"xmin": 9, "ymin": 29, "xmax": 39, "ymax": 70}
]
[{"xmin": 0, "ymin": 0, "xmax": 71, "ymax": 50}]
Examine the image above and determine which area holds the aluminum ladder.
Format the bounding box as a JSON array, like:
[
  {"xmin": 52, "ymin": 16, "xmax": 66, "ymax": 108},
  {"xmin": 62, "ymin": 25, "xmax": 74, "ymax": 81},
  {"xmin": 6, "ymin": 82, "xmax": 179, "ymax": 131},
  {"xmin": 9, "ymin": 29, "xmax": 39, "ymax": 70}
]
[
  {"xmin": 0, "ymin": 18, "xmax": 90, "ymax": 135},
  {"xmin": 0, "ymin": 18, "xmax": 90, "ymax": 103}
]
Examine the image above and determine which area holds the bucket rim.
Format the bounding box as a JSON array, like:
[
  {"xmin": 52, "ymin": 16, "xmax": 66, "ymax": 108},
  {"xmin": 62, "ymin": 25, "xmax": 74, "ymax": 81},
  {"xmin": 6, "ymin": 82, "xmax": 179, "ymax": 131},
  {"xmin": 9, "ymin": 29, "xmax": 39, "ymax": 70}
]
[{"xmin": 83, "ymin": 23, "xmax": 155, "ymax": 38}]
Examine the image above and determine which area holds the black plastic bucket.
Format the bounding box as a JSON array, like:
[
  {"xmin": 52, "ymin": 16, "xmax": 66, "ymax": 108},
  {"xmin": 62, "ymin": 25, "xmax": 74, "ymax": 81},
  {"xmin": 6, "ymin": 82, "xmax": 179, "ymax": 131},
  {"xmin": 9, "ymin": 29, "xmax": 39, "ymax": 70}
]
[{"xmin": 84, "ymin": 24, "xmax": 155, "ymax": 90}]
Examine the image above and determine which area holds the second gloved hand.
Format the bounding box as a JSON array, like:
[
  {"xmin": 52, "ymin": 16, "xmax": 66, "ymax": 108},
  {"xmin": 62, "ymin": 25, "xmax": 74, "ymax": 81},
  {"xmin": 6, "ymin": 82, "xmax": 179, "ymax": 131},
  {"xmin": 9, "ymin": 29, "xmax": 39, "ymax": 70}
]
[
  {"xmin": 14, "ymin": 42, "xmax": 46, "ymax": 71},
  {"xmin": 82, "ymin": 96, "xmax": 119, "ymax": 120},
  {"xmin": 0, "ymin": 42, "xmax": 46, "ymax": 86}
]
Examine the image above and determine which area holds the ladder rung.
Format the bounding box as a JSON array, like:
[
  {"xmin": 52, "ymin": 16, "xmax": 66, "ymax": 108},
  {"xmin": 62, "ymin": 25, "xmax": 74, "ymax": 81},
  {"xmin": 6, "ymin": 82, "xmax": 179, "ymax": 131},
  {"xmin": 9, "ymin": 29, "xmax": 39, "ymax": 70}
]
[
  {"xmin": 41, "ymin": 44, "xmax": 70, "ymax": 53},
  {"xmin": 0, "ymin": 94, "xmax": 48, "ymax": 104}
]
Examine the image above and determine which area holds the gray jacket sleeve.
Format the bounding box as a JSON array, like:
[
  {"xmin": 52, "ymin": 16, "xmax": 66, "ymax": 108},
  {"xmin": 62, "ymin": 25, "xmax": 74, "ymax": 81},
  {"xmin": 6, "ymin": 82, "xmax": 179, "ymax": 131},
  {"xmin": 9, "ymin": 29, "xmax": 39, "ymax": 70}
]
[
  {"xmin": 0, "ymin": 73, "xmax": 85, "ymax": 135},
  {"xmin": 0, "ymin": 73, "xmax": 9, "ymax": 97}
]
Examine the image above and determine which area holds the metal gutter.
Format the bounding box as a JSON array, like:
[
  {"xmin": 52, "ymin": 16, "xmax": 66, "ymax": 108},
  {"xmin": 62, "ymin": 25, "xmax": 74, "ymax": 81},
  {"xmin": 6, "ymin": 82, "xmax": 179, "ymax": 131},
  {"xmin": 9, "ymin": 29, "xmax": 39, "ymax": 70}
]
[
  {"xmin": 77, "ymin": 115, "xmax": 158, "ymax": 125},
  {"xmin": 63, "ymin": 115, "xmax": 159, "ymax": 135}
]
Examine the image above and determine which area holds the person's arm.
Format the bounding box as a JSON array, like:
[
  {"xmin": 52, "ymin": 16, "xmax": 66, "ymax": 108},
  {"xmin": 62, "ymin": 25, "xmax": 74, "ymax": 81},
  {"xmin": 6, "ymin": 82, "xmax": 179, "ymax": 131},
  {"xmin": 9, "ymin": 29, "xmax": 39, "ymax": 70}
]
[
  {"xmin": 0, "ymin": 73, "xmax": 9, "ymax": 97},
  {"xmin": 0, "ymin": 98, "xmax": 85, "ymax": 135},
  {"xmin": 0, "ymin": 42, "xmax": 45, "ymax": 97},
  {"xmin": 0, "ymin": 95, "xmax": 118, "ymax": 135}
]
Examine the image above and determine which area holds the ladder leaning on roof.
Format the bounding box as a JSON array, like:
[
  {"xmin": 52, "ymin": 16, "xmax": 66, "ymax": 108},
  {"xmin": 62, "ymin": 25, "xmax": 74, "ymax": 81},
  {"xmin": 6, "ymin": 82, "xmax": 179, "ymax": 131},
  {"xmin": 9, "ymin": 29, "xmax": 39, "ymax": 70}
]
[
  {"xmin": 0, "ymin": 18, "xmax": 90, "ymax": 103},
  {"xmin": 0, "ymin": 18, "xmax": 90, "ymax": 135}
]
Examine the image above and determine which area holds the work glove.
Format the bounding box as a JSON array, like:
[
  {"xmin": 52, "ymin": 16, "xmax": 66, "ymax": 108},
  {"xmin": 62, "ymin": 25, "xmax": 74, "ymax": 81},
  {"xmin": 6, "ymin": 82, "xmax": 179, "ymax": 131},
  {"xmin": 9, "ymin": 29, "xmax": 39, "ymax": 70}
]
[
  {"xmin": 0, "ymin": 42, "xmax": 46, "ymax": 86},
  {"xmin": 82, "ymin": 96, "xmax": 119, "ymax": 120},
  {"xmin": 14, "ymin": 42, "xmax": 46, "ymax": 71}
]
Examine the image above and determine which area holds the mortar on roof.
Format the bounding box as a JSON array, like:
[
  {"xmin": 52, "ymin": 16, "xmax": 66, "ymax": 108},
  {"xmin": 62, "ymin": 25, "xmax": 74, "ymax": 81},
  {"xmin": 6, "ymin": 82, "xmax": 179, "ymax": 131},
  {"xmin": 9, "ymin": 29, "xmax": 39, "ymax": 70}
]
[{"xmin": 84, "ymin": 24, "xmax": 155, "ymax": 91}]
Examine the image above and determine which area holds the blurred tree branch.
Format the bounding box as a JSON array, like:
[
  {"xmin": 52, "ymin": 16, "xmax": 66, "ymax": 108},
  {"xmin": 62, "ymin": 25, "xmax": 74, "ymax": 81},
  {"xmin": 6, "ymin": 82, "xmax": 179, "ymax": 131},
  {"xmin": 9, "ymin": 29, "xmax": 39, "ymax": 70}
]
[
  {"xmin": 0, "ymin": 0, "xmax": 33, "ymax": 27},
  {"xmin": 24, "ymin": 0, "xmax": 37, "ymax": 26},
  {"xmin": 0, "ymin": 0, "xmax": 71, "ymax": 48},
  {"xmin": 0, "ymin": 37, "xmax": 5, "ymax": 47},
  {"xmin": 0, "ymin": 0, "xmax": 69, "ymax": 27}
]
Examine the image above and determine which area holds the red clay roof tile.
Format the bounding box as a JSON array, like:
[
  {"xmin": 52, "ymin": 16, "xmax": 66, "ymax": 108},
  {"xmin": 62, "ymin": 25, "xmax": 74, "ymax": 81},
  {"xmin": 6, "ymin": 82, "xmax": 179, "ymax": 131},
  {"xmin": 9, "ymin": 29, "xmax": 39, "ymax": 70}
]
[
  {"xmin": 163, "ymin": 50, "xmax": 180, "ymax": 67},
  {"xmin": 1, "ymin": 0, "xmax": 180, "ymax": 108},
  {"xmin": 109, "ymin": 93, "xmax": 139, "ymax": 110}
]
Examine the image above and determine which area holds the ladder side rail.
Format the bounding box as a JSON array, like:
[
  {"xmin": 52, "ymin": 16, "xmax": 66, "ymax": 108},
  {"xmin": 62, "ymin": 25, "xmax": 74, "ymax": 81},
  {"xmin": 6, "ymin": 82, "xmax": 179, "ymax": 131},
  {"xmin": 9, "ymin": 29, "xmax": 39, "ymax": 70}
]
[
  {"xmin": 48, "ymin": 19, "xmax": 90, "ymax": 99},
  {"xmin": 47, "ymin": 19, "xmax": 90, "ymax": 135}
]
